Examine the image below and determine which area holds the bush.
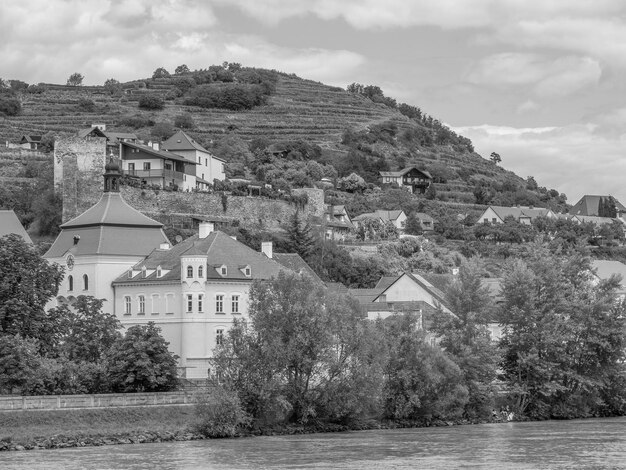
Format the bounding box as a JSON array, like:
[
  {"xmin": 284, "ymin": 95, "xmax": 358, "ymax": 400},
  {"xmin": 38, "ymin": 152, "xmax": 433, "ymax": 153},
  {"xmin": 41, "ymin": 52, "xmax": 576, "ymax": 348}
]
[
  {"xmin": 0, "ymin": 96, "xmax": 21, "ymax": 115},
  {"xmin": 151, "ymin": 121, "xmax": 175, "ymax": 139},
  {"xmin": 77, "ymin": 98, "xmax": 96, "ymax": 112},
  {"xmin": 193, "ymin": 386, "xmax": 252, "ymax": 437},
  {"xmin": 184, "ymin": 83, "xmax": 269, "ymax": 111},
  {"xmin": 138, "ymin": 94, "xmax": 165, "ymax": 110},
  {"xmin": 118, "ymin": 114, "xmax": 154, "ymax": 128},
  {"xmin": 174, "ymin": 113, "xmax": 194, "ymax": 129},
  {"xmin": 152, "ymin": 67, "xmax": 170, "ymax": 79},
  {"xmin": 25, "ymin": 84, "xmax": 45, "ymax": 94}
]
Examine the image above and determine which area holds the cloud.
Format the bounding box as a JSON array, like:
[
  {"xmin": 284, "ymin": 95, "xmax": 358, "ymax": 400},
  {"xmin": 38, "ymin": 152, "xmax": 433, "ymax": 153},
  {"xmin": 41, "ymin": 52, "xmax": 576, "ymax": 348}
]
[
  {"xmin": 453, "ymin": 120, "xmax": 626, "ymax": 203},
  {"xmin": 466, "ymin": 53, "xmax": 601, "ymax": 96}
]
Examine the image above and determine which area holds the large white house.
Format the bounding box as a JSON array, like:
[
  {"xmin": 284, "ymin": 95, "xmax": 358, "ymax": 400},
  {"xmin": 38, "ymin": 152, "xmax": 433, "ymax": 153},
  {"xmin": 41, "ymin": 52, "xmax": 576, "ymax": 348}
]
[{"xmin": 45, "ymin": 160, "xmax": 316, "ymax": 378}]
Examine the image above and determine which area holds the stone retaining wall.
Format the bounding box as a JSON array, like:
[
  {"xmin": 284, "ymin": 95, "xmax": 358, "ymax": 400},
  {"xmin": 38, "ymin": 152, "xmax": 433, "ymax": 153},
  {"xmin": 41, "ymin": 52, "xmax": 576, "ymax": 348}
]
[{"xmin": 0, "ymin": 391, "xmax": 194, "ymax": 412}]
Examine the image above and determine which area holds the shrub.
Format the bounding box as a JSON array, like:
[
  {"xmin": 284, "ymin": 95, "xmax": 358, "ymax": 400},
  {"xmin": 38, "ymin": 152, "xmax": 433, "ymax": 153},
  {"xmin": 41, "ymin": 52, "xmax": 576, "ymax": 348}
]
[
  {"xmin": 152, "ymin": 67, "xmax": 170, "ymax": 79},
  {"xmin": 151, "ymin": 121, "xmax": 175, "ymax": 139},
  {"xmin": 172, "ymin": 76, "xmax": 196, "ymax": 94},
  {"xmin": 0, "ymin": 96, "xmax": 21, "ymax": 115},
  {"xmin": 25, "ymin": 84, "xmax": 46, "ymax": 94},
  {"xmin": 9, "ymin": 80, "xmax": 29, "ymax": 92},
  {"xmin": 118, "ymin": 114, "xmax": 154, "ymax": 128},
  {"xmin": 184, "ymin": 83, "xmax": 269, "ymax": 111},
  {"xmin": 193, "ymin": 386, "xmax": 252, "ymax": 438},
  {"xmin": 77, "ymin": 98, "xmax": 96, "ymax": 112},
  {"xmin": 67, "ymin": 72, "xmax": 84, "ymax": 86},
  {"xmin": 138, "ymin": 94, "xmax": 165, "ymax": 110},
  {"xmin": 174, "ymin": 113, "xmax": 194, "ymax": 129}
]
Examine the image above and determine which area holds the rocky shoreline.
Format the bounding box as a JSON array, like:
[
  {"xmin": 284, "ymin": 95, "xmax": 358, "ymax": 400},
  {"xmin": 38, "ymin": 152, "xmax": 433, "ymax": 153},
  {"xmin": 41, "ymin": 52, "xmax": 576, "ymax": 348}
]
[{"xmin": 0, "ymin": 416, "xmax": 510, "ymax": 452}]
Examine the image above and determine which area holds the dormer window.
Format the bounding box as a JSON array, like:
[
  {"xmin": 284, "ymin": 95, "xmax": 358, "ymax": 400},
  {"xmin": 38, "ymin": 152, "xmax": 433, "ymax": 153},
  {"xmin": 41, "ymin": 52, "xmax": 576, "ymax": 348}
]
[
  {"xmin": 128, "ymin": 270, "xmax": 133, "ymax": 279},
  {"xmin": 240, "ymin": 265, "xmax": 251, "ymax": 277},
  {"xmin": 156, "ymin": 266, "xmax": 162, "ymax": 278},
  {"xmin": 216, "ymin": 265, "xmax": 227, "ymax": 276},
  {"xmin": 245, "ymin": 267, "xmax": 251, "ymax": 277},
  {"xmin": 141, "ymin": 266, "xmax": 147, "ymax": 278}
]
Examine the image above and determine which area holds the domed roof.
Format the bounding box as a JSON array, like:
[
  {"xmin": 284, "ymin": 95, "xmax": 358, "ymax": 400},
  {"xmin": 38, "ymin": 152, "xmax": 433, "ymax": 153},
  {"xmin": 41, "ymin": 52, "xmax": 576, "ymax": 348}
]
[{"xmin": 104, "ymin": 156, "xmax": 120, "ymax": 173}]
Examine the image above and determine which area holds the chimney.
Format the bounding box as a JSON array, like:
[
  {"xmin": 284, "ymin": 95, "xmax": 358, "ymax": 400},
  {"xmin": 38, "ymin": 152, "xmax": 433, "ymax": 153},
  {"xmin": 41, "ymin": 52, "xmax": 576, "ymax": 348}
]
[
  {"xmin": 199, "ymin": 221, "xmax": 214, "ymax": 239},
  {"xmin": 153, "ymin": 142, "xmax": 160, "ymax": 151},
  {"xmin": 159, "ymin": 242, "xmax": 170, "ymax": 250},
  {"xmin": 261, "ymin": 241, "xmax": 273, "ymax": 259}
]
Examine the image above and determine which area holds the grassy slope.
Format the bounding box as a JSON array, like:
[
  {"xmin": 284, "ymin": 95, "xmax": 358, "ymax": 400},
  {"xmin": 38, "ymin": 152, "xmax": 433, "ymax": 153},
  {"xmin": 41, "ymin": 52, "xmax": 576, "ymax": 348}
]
[{"xmin": 0, "ymin": 406, "xmax": 195, "ymax": 444}]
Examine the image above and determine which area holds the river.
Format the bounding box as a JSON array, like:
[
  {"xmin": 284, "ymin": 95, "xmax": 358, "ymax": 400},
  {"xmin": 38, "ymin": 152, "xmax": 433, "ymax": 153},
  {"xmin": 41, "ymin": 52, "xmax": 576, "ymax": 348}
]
[{"xmin": 2, "ymin": 417, "xmax": 625, "ymax": 469}]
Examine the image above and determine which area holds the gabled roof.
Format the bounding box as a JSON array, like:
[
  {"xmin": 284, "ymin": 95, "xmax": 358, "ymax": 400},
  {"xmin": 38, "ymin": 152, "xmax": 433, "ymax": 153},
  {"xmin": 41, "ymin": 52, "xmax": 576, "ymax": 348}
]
[
  {"xmin": 0, "ymin": 210, "xmax": 32, "ymax": 243},
  {"xmin": 375, "ymin": 210, "xmax": 404, "ymax": 221},
  {"xmin": 19, "ymin": 135, "xmax": 42, "ymax": 143},
  {"xmin": 488, "ymin": 206, "xmax": 553, "ymax": 221},
  {"xmin": 77, "ymin": 127, "xmax": 107, "ymax": 138},
  {"xmin": 352, "ymin": 212, "xmax": 381, "ymax": 222},
  {"xmin": 162, "ymin": 130, "xmax": 225, "ymax": 162},
  {"xmin": 121, "ymin": 141, "xmax": 197, "ymax": 165},
  {"xmin": 104, "ymin": 131, "xmax": 138, "ymax": 142},
  {"xmin": 570, "ymin": 195, "xmax": 626, "ymax": 216},
  {"xmin": 414, "ymin": 212, "xmax": 434, "ymax": 223},
  {"xmin": 380, "ymin": 167, "xmax": 432, "ymax": 179},
  {"xmin": 573, "ymin": 215, "xmax": 619, "ymax": 226},
  {"xmin": 112, "ymin": 231, "xmax": 295, "ymax": 284}
]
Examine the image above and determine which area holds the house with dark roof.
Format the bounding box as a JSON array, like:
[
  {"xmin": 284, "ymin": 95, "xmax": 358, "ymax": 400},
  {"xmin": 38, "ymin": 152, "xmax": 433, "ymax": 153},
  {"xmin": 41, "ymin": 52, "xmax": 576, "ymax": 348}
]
[
  {"xmin": 112, "ymin": 225, "xmax": 320, "ymax": 378},
  {"xmin": 570, "ymin": 195, "xmax": 626, "ymax": 218},
  {"xmin": 323, "ymin": 204, "xmax": 354, "ymax": 240},
  {"xmin": 477, "ymin": 205, "xmax": 555, "ymax": 225},
  {"xmin": 414, "ymin": 212, "xmax": 435, "ymax": 232},
  {"xmin": 119, "ymin": 140, "xmax": 197, "ymax": 191},
  {"xmin": 19, "ymin": 135, "xmax": 42, "ymax": 150},
  {"xmin": 162, "ymin": 130, "xmax": 225, "ymax": 190},
  {"xmin": 379, "ymin": 167, "xmax": 432, "ymax": 194},
  {"xmin": 0, "ymin": 210, "xmax": 32, "ymax": 243},
  {"xmin": 353, "ymin": 209, "xmax": 407, "ymax": 232}
]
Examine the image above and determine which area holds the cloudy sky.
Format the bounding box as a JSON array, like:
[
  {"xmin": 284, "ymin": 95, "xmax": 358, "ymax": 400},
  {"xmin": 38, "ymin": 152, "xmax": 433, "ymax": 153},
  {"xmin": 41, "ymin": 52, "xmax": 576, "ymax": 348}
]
[{"xmin": 2, "ymin": 0, "xmax": 626, "ymax": 203}]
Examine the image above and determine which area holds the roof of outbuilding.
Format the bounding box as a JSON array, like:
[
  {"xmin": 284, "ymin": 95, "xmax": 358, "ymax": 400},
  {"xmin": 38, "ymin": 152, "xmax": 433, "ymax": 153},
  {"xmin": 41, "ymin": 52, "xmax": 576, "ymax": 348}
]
[
  {"xmin": 273, "ymin": 253, "xmax": 324, "ymax": 285},
  {"xmin": 380, "ymin": 167, "xmax": 432, "ymax": 179},
  {"xmin": 121, "ymin": 141, "xmax": 197, "ymax": 165},
  {"xmin": 489, "ymin": 206, "xmax": 552, "ymax": 221},
  {"xmin": 161, "ymin": 130, "xmax": 225, "ymax": 161},
  {"xmin": 570, "ymin": 195, "xmax": 626, "ymax": 216},
  {"xmin": 0, "ymin": 210, "xmax": 32, "ymax": 243}
]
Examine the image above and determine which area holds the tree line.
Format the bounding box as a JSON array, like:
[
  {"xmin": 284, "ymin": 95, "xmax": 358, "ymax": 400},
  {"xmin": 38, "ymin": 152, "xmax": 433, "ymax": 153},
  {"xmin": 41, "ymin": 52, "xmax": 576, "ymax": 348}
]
[{"xmin": 196, "ymin": 246, "xmax": 626, "ymax": 436}]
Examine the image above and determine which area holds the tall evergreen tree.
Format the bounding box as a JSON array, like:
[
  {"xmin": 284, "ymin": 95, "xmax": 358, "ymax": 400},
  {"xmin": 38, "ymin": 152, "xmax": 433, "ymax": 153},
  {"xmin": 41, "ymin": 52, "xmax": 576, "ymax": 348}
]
[{"xmin": 284, "ymin": 210, "xmax": 316, "ymax": 260}]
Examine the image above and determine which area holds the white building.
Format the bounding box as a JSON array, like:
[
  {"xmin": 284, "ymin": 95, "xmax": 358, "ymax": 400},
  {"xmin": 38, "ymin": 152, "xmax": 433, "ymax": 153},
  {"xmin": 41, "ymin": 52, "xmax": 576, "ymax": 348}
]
[{"xmin": 161, "ymin": 130, "xmax": 226, "ymax": 190}]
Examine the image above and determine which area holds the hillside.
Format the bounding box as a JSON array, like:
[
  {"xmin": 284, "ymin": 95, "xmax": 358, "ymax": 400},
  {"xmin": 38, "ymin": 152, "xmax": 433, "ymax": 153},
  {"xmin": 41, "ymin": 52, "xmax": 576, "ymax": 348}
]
[{"xmin": 0, "ymin": 66, "xmax": 567, "ymax": 220}]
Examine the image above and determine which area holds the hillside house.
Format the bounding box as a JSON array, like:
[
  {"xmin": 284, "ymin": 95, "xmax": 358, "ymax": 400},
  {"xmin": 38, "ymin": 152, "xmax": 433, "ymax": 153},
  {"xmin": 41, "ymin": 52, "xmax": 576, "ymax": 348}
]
[
  {"xmin": 323, "ymin": 204, "xmax": 353, "ymax": 240},
  {"xmin": 119, "ymin": 141, "xmax": 197, "ymax": 191},
  {"xmin": 0, "ymin": 210, "xmax": 33, "ymax": 243},
  {"xmin": 19, "ymin": 135, "xmax": 42, "ymax": 150},
  {"xmin": 570, "ymin": 195, "xmax": 626, "ymax": 218},
  {"xmin": 347, "ymin": 272, "xmax": 454, "ymax": 344},
  {"xmin": 414, "ymin": 212, "xmax": 435, "ymax": 232},
  {"xmin": 162, "ymin": 130, "xmax": 226, "ymax": 190},
  {"xmin": 353, "ymin": 209, "xmax": 407, "ymax": 232},
  {"xmin": 477, "ymin": 205, "xmax": 555, "ymax": 225},
  {"xmin": 380, "ymin": 167, "xmax": 432, "ymax": 194}
]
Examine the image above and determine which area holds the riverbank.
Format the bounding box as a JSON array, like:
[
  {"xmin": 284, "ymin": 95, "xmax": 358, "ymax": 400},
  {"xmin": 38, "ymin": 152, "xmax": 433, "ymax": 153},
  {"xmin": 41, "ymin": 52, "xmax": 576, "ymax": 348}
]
[{"xmin": 0, "ymin": 405, "xmax": 514, "ymax": 452}]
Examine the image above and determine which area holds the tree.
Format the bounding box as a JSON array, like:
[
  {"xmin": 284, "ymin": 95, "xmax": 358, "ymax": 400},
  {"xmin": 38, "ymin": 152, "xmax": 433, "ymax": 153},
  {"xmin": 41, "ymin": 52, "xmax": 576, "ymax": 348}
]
[
  {"xmin": 138, "ymin": 94, "xmax": 165, "ymax": 110},
  {"xmin": 0, "ymin": 234, "xmax": 63, "ymax": 343},
  {"xmin": 152, "ymin": 67, "xmax": 170, "ymax": 79},
  {"xmin": 66, "ymin": 72, "xmax": 84, "ymax": 86},
  {"xmin": 425, "ymin": 184, "xmax": 437, "ymax": 200},
  {"xmin": 0, "ymin": 334, "xmax": 43, "ymax": 394},
  {"xmin": 430, "ymin": 260, "xmax": 500, "ymax": 419},
  {"xmin": 106, "ymin": 322, "xmax": 179, "ymax": 392},
  {"xmin": 405, "ymin": 212, "xmax": 424, "ymax": 235},
  {"xmin": 174, "ymin": 64, "xmax": 190, "ymax": 75},
  {"xmin": 39, "ymin": 132, "xmax": 55, "ymax": 153},
  {"xmin": 174, "ymin": 112, "xmax": 194, "ymax": 129},
  {"xmin": 213, "ymin": 273, "xmax": 385, "ymax": 424},
  {"xmin": 490, "ymin": 152, "xmax": 501, "ymax": 164},
  {"xmin": 382, "ymin": 314, "xmax": 469, "ymax": 421},
  {"xmin": 150, "ymin": 121, "xmax": 175, "ymax": 139},
  {"xmin": 0, "ymin": 95, "xmax": 21, "ymax": 116},
  {"xmin": 499, "ymin": 246, "xmax": 626, "ymax": 419},
  {"xmin": 284, "ymin": 210, "xmax": 316, "ymax": 261},
  {"xmin": 103, "ymin": 78, "xmax": 122, "ymax": 95}
]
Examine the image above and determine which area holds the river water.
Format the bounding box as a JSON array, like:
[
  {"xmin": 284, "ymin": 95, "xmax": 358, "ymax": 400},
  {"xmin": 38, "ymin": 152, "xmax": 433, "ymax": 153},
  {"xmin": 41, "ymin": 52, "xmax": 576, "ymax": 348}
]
[{"xmin": 2, "ymin": 417, "xmax": 625, "ymax": 469}]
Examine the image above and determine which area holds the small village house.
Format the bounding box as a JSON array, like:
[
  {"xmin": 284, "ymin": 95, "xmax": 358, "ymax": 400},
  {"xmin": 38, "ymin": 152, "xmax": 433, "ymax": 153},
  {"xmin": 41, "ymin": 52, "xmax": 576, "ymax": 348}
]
[
  {"xmin": 379, "ymin": 167, "xmax": 432, "ymax": 194},
  {"xmin": 477, "ymin": 205, "xmax": 555, "ymax": 225},
  {"xmin": 323, "ymin": 204, "xmax": 353, "ymax": 241},
  {"xmin": 353, "ymin": 209, "xmax": 408, "ymax": 232}
]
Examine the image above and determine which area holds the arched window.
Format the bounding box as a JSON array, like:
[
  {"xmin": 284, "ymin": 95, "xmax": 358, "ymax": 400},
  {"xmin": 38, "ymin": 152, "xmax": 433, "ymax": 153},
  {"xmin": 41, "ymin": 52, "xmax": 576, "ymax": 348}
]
[
  {"xmin": 68, "ymin": 275, "xmax": 73, "ymax": 291},
  {"xmin": 83, "ymin": 274, "xmax": 89, "ymax": 291},
  {"xmin": 186, "ymin": 265, "xmax": 193, "ymax": 278},
  {"xmin": 198, "ymin": 265, "xmax": 204, "ymax": 278}
]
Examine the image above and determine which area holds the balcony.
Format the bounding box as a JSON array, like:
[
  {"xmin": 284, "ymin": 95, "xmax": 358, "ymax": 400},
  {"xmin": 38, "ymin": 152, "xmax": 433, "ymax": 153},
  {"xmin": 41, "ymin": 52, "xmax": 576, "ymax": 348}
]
[{"xmin": 124, "ymin": 168, "xmax": 185, "ymax": 181}]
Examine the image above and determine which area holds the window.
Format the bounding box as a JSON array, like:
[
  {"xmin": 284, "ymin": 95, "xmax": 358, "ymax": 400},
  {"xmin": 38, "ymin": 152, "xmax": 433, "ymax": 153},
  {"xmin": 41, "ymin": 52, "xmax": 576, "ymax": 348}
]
[
  {"xmin": 156, "ymin": 266, "xmax": 162, "ymax": 278},
  {"xmin": 221, "ymin": 266, "xmax": 227, "ymax": 276},
  {"xmin": 68, "ymin": 275, "xmax": 73, "ymax": 291},
  {"xmin": 124, "ymin": 296, "xmax": 131, "ymax": 315},
  {"xmin": 83, "ymin": 274, "xmax": 89, "ymax": 291},
  {"xmin": 143, "ymin": 162, "xmax": 151, "ymax": 171},
  {"xmin": 165, "ymin": 293, "xmax": 173, "ymax": 314},
  {"xmin": 187, "ymin": 265, "xmax": 193, "ymax": 278},
  {"xmin": 198, "ymin": 294, "xmax": 204, "ymax": 313},
  {"xmin": 187, "ymin": 294, "xmax": 193, "ymax": 313},
  {"xmin": 198, "ymin": 265, "xmax": 204, "ymax": 278},
  {"xmin": 165, "ymin": 162, "xmax": 172, "ymax": 170},
  {"xmin": 205, "ymin": 158, "xmax": 208, "ymax": 166},
  {"xmin": 245, "ymin": 267, "xmax": 251, "ymax": 277},
  {"xmin": 151, "ymin": 294, "xmax": 159, "ymax": 314},
  {"xmin": 492, "ymin": 218, "xmax": 497, "ymax": 223},
  {"xmin": 138, "ymin": 295, "xmax": 145, "ymax": 314},
  {"xmin": 216, "ymin": 294, "xmax": 224, "ymax": 313},
  {"xmin": 216, "ymin": 329, "xmax": 224, "ymax": 346},
  {"xmin": 231, "ymin": 294, "xmax": 240, "ymax": 313},
  {"xmin": 128, "ymin": 163, "xmax": 135, "ymax": 172}
]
